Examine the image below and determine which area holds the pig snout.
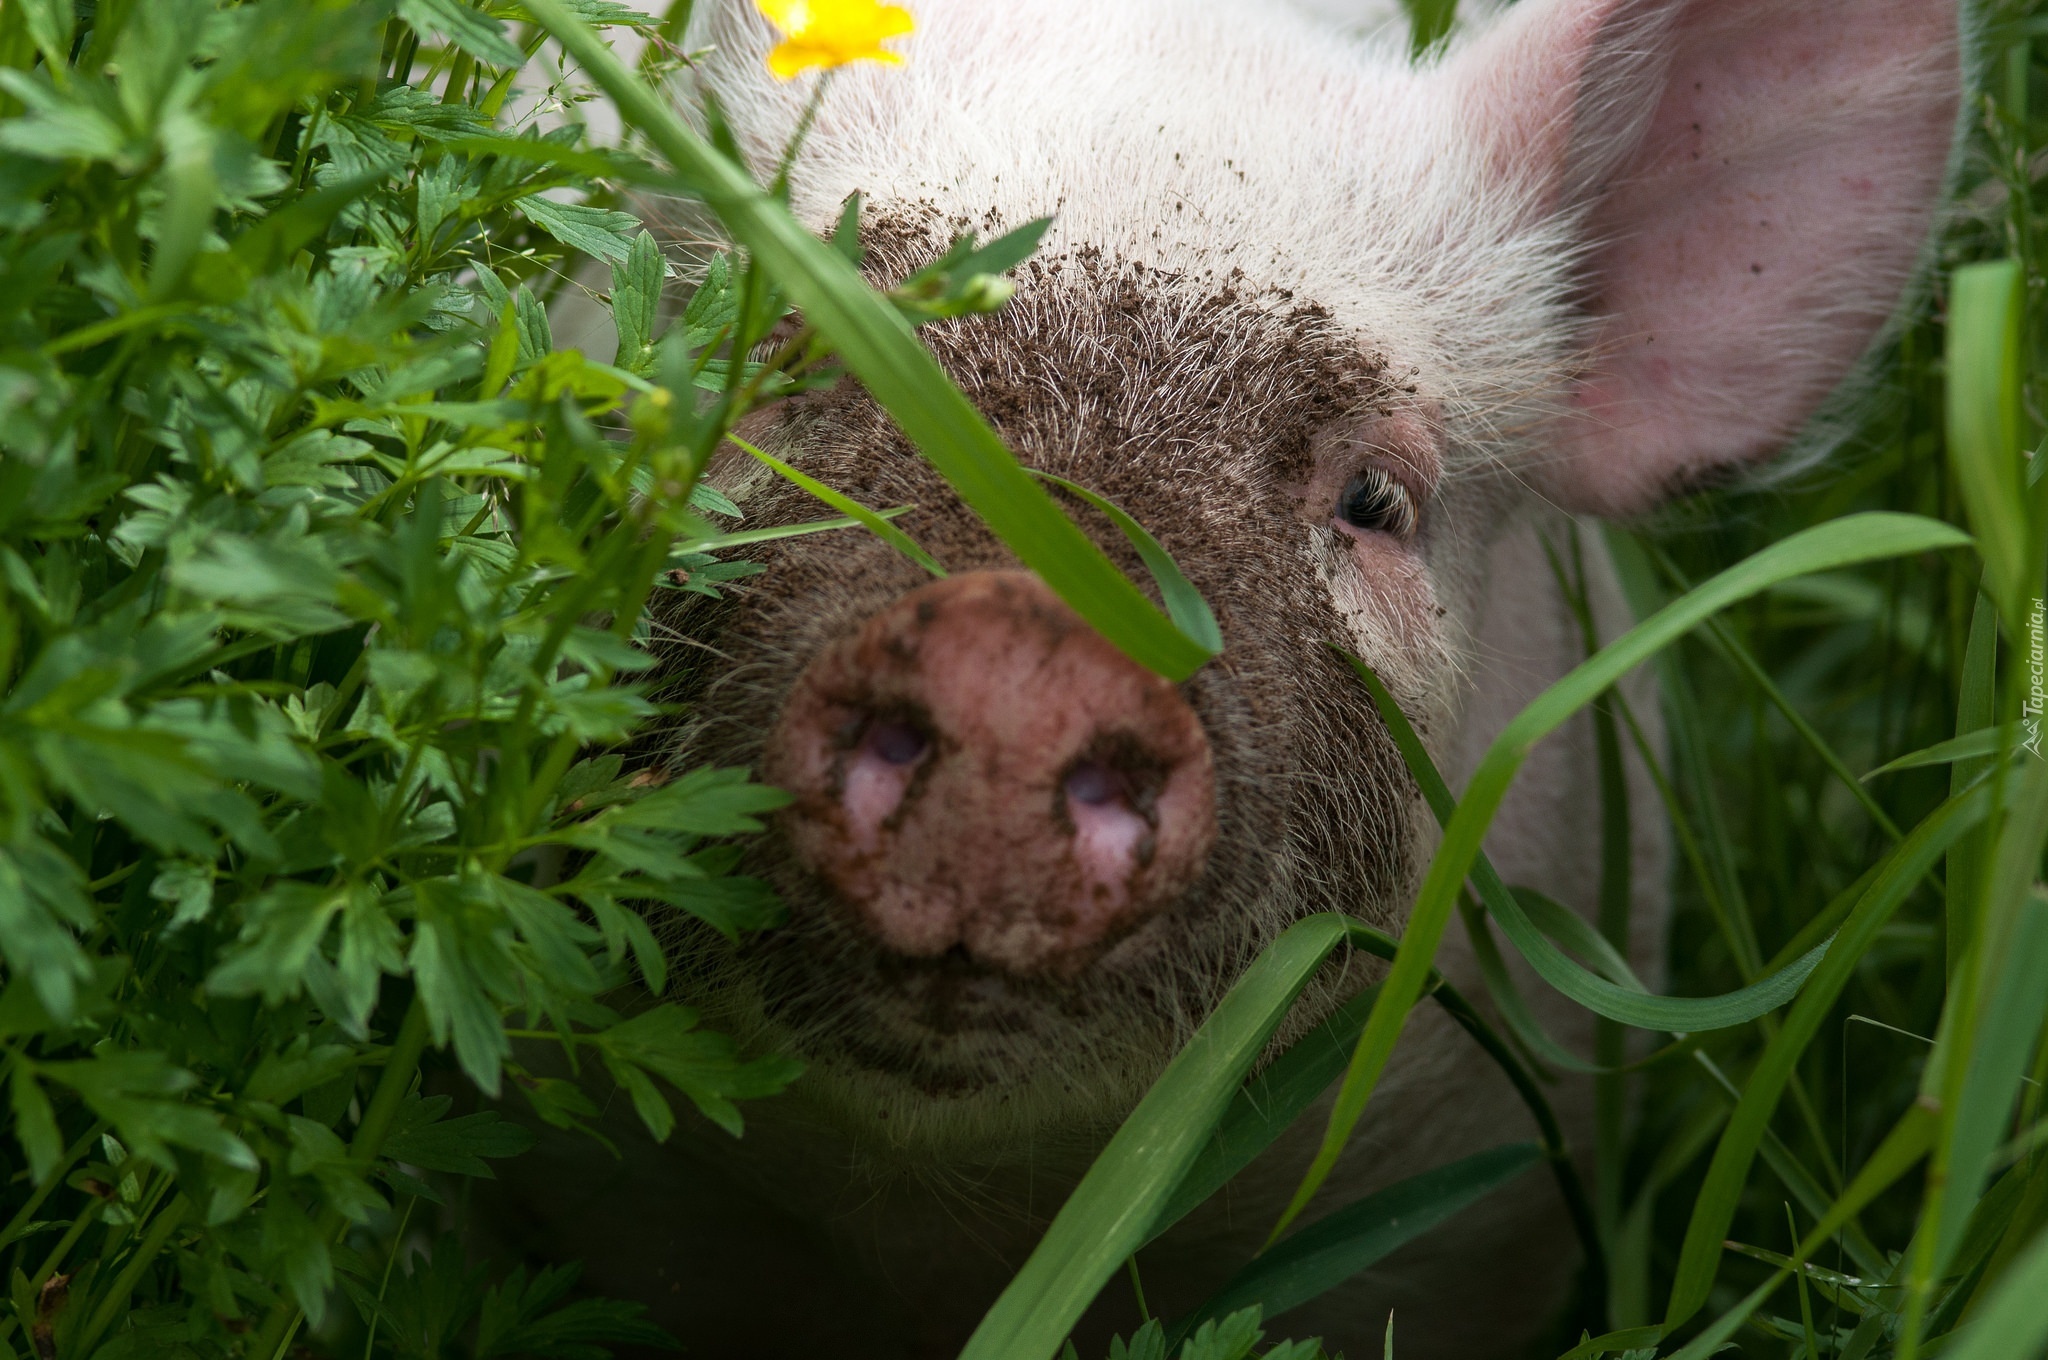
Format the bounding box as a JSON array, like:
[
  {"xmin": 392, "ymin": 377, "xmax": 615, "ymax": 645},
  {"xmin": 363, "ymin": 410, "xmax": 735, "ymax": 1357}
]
[{"xmin": 761, "ymin": 570, "xmax": 1218, "ymax": 976}]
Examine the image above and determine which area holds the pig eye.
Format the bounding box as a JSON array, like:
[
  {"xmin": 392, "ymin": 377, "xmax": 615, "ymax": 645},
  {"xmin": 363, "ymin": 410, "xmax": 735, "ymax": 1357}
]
[{"xmin": 1337, "ymin": 467, "xmax": 1418, "ymax": 539}]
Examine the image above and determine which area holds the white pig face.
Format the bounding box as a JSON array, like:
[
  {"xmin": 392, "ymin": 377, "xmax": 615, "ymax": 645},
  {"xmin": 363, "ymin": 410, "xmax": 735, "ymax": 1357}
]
[{"xmin": 643, "ymin": 0, "xmax": 1961, "ymax": 1147}]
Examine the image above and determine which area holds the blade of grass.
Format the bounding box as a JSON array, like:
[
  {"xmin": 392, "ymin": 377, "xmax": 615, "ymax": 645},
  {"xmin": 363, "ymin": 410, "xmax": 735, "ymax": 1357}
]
[
  {"xmin": 1899, "ymin": 760, "xmax": 2048, "ymax": 1357},
  {"xmin": 955, "ymin": 914, "xmax": 1363, "ymax": 1360},
  {"xmin": 1947, "ymin": 589, "xmax": 2000, "ymax": 970},
  {"xmin": 1606, "ymin": 528, "xmax": 1762, "ymax": 978},
  {"xmin": 520, "ymin": 0, "xmax": 1213, "ymax": 680},
  {"xmin": 1945, "ymin": 261, "xmax": 2029, "ymax": 632},
  {"xmin": 1663, "ymin": 776, "xmax": 1997, "ymax": 1327},
  {"xmin": 671, "ymin": 505, "xmax": 918, "ymax": 554},
  {"xmin": 1695, "ymin": 614, "xmax": 1902, "ymax": 837},
  {"xmin": 1028, "ymin": 470, "xmax": 1223, "ymax": 656},
  {"xmin": 726, "ymin": 434, "xmax": 946, "ymax": 576},
  {"xmin": 1550, "ymin": 525, "xmax": 1636, "ymax": 1295},
  {"xmin": 1164, "ymin": 1143, "xmax": 1541, "ymax": 1347},
  {"xmin": 1458, "ymin": 894, "xmax": 1595, "ymax": 1075},
  {"xmin": 1146, "ymin": 983, "xmax": 1383, "ymax": 1244},
  {"xmin": 1866, "ymin": 724, "xmax": 2014, "ymax": 780},
  {"xmin": 1344, "ymin": 649, "xmax": 1838, "ymax": 1033},
  {"xmin": 1664, "ymin": 1100, "xmax": 1938, "ymax": 1360},
  {"xmin": 1942, "ymin": 1221, "xmax": 2048, "ymax": 1360},
  {"xmin": 966, "ymin": 913, "xmax": 1595, "ymax": 1360},
  {"xmin": 1399, "ymin": 0, "xmax": 1458, "ymax": 55},
  {"xmin": 1693, "ymin": 1051, "xmax": 1889, "ymax": 1279}
]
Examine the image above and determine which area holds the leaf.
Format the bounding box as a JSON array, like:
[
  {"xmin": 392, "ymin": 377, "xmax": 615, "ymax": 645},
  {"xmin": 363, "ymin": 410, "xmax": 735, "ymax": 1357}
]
[
  {"xmin": 609, "ymin": 765, "xmax": 791, "ymax": 836},
  {"xmin": 384, "ymin": 1104, "xmax": 536, "ymax": 1177},
  {"xmin": 40, "ymin": 1052, "xmax": 258, "ymax": 1172},
  {"xmin": 642, "ymin": 874, "xmax": 783, "ymax": 941},
  {"xmin": 517, "ymin": 195, "xmax": 642, "ymax": 266},
  {"xmin": 731, "ymin": 435, "xmax": 946, "ymax": 577},
  {"xmin": 206, "ymin": 883, "xmax": 345, "ymax": 1005},
  {"xmin": 411, "ymin": 879, "xmax": 520, "ymax": 1096},
  {"xmin": 514, "ymin": 283, "xmax": 553, "ymax": 362},
  {"xmin": 245, "ymin": 1041, "xmax": 357, "ymax": 1106},
  {"xmin": 399, "ymin": 0, "xmax": 528, "ymax": 66},
  {"xmin": 611, "ymin": 229, "xmax": 664, "ymax": 372},
  {"xmin": 1173, "ymin": 1308, "xmax": 1266, "ymax": 1360},
  {"xmin": 0, "ymin": 837, "xmax": 96, "ymax": 1023},
  {"xmin": 16, "ymin": 0, "xmax": 76, "ymax": 69},
  {"xmin": 473, "ymin": 1260, "xmax": 679, "ymax": 1358},
  {"xmin": 1945, "ymin": 260, "xmax": 2031, "ymax": 630},
  {"xmin": 591, "ymin": 1005, "xmax": 800, "ymax": 1138},
  {"xmin": 1033, "ymin": 471, "xmax": 1222, "ymax": 657},
  {"xmin": 8, "ymin": 1065, "xmax": 62, "ymax": 1185},
  {"xmin": 0, "ymin": 73, "xmax": 134, "ymax": 165}
]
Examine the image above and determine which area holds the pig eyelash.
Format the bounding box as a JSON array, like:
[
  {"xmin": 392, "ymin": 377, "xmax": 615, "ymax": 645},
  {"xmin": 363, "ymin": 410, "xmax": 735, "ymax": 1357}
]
[{"xmin": 1335, "ymin": 466, "xmax": 1418, "ymax": 540}]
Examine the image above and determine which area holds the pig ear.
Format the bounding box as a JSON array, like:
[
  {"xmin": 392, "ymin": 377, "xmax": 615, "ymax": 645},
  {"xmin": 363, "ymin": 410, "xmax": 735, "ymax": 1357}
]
[{"xmin": 1452, "ymin": 0, "xmax": 1964, "ymax": 516}]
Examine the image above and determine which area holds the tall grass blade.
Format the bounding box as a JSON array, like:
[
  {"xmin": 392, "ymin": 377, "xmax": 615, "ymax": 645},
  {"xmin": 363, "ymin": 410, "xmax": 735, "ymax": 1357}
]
[
  {"xmin": 1666, "ymin": 1102, "xmax": 1938, "ymax": 1359},
  {"xmin": 1400, "ymin": 0, "xmax": 1457, "ymax": 55},
  {"xmin": 1900, "ymin": 764, "xmax": 2048, "ymax": 1354},
  {"xmin": 1866, "ymin": 725, "xmax": 2014, "ymax": 780},
  {"xmin": 1029, "ymin": 471, "xmax": 1223, "ymax": 657},
  {"xmin": 1936, "ymin": 888, "xmax": 2048, "ymax": 1266},
  {"xmin": 1663, "ymin": 778, "xmax": 1997, "ymax": 1327},
  {"xmin": 1346, "ymin": 651, "xmax": 1841, "ymax": 1032},
  {"xmin": 1942, "ymin": 1222, "xmax": 2048, "ymax": 1360},
  {"xmin": 1165, "ymin": 1143, "xmax": 1540, "ymax": 1346},
  {"xmin": 1945, "ymin": 590, "xmax": 2000, "ymax": 966},
  {"xmin": 1282, "ymin": 514, "xmax": 1969, "ymax": 1247},
  {"xmin": 520, "ymin": 0, "xmax": 1213, "ymax": 680},
  {"xmin": 1606, "ymin": 529, "xmax": 1761, "ymax": 976},
  {"xmin": 1945, "ymin": 261, "xmax": 2029, "ymax": 631},
  {"xmin": 1147, "ymin": 984, "xmax": 1382, "ymax": 1244},
  {"xmin": 957, "ymin": 915, "xmax": 1362, "ymax": 1360},
  {"xmin": 728, "ymin": 435, "xmax": 947, "ymax": 576}
]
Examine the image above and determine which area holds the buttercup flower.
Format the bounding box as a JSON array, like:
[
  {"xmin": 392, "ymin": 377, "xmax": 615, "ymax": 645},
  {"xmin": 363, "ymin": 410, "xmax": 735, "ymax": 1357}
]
[{"xmin": 755, "ymin": 0, "xmax": 914, "ymax": 79}]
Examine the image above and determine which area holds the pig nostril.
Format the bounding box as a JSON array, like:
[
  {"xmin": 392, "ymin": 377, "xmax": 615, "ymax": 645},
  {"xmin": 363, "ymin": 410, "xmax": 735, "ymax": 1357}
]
[
  {"xmin": 1064, "ymin": 760, "xmax": 1123, "ymax": 808},
  {"xmin": 866, "ymin": 719, "xmax": 929, "ymax": 767}
]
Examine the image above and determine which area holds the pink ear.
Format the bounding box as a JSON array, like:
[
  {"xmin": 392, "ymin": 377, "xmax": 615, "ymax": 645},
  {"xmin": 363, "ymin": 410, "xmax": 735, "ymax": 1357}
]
[{"xmin": 1455, "ymin": 0, "xmax": 1963, "ymax": 516}]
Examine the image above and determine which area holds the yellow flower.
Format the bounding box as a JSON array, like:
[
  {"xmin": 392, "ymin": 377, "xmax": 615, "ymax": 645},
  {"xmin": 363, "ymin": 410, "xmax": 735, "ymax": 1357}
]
[{"xmin": 755, "ymin": 0, "xmax": 914, "ymax": 79}]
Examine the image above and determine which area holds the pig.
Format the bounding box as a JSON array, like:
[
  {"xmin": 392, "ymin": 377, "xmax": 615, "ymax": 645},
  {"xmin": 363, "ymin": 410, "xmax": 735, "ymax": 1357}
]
[{"xmin": 482, "ymin": 0, "xmax": 1964, "ymax": 1355}]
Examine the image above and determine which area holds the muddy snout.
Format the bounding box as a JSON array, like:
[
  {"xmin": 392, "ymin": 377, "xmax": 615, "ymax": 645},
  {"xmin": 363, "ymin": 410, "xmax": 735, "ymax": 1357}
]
[{"xmin": 762, "ymin": 570, "xmax": 1218, "ymax": 976}]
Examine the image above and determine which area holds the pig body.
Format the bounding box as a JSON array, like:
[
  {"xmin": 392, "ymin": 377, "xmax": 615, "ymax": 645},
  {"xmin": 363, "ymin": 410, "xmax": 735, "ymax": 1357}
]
[{"xmin": 482, "ymin": 0, "xmax": 1962, "ymax": 1354}]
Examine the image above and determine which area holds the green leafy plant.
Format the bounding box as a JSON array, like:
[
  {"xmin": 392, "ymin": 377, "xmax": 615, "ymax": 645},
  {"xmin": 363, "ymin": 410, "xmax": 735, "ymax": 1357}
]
[{"xmin": 0, "ymin": 0, "xmax": 1151, "ymax": 1355}]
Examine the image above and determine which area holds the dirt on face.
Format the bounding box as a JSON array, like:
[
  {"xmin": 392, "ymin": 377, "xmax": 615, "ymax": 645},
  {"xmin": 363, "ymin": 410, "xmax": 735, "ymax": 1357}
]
[{"xmin": 640, "ymin": 212, "xmax": 1421, "ymax": 1144}]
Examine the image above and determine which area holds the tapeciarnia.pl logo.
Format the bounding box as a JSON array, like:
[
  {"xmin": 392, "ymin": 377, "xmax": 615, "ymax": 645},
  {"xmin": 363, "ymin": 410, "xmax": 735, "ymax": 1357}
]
[{"xmin": 2026, "ymin": 597, "xmax": 2045, "ymax": 759}]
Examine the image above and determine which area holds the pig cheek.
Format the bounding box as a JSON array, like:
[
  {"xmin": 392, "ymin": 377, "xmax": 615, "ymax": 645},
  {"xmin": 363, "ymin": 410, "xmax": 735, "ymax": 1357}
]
[{"xmin": 1323, "ymin": 532, "xmax": 1443, "ymax": 687}]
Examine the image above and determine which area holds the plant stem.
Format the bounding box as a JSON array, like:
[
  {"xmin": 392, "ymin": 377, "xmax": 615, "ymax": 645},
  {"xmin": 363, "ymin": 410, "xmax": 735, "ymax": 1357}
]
[
  {"xmin": 246, "ymin": 997, "xmax": 432, "ymax": 1358},
  {"xmin": 70, "ymin": 1194, "xmax": 190, "ymax": 1358},
  {"xmin": 0, "ymin": 1120, "xmax": 107, "ymax": 1252},
  {"xmin": 1431, "ymin": 979, "xmax": 1609, "ymax": 1330}
]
